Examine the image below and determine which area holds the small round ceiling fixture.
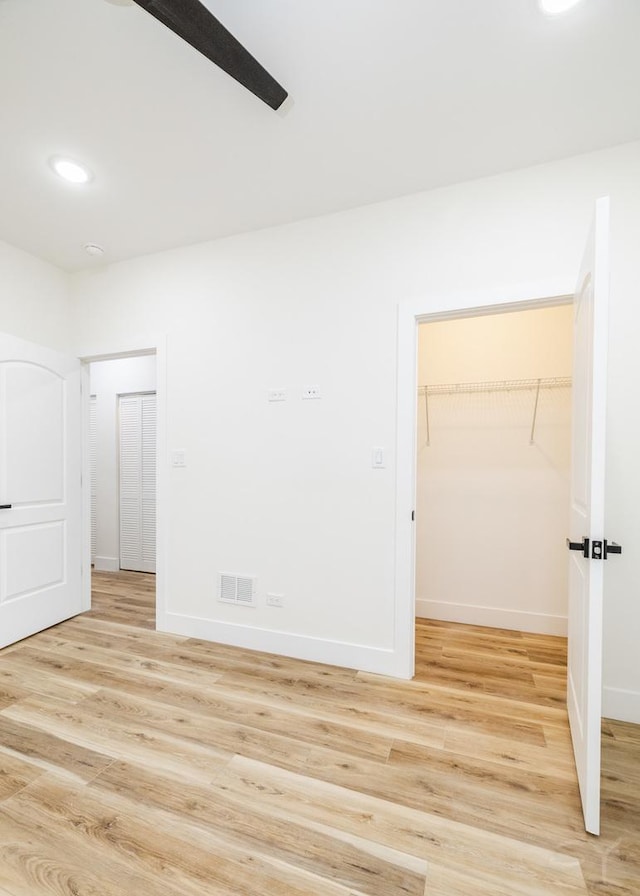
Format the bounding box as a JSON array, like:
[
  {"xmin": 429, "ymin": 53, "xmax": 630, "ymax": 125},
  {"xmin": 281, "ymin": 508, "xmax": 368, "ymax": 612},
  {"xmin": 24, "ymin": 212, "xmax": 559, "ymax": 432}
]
[
  {"xmin": 49, "ymin": 156, "xmax": 93, "ymax": 184},
  {"xmin": 538, "ymin": 0, "xmax": 583, "ymax": 15},
  {"xmin": 84, "ymin": 243, "xmax": 105, "ymax": 257}
]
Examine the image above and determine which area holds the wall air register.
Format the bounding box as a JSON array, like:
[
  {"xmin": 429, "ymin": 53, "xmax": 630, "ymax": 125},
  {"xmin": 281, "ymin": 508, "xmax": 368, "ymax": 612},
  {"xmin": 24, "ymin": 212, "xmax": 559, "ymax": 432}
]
[{"xmin": 218, "ymin": 573, "xmax": 257, "ymax": 607}]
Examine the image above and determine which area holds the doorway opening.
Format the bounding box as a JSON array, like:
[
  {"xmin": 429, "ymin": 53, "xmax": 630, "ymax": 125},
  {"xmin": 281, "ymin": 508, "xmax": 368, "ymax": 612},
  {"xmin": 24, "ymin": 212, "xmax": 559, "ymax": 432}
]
[
  {"xmin": 84, "ymin": 351, "xmax": 160, "ymax": 631},
  {"xmin": 393, "ymin": 288, "xmax": 575, "ymax": 680},
  {"xmin": 414, "ymin": 303, "xmax": 573, "ymax": 666}
]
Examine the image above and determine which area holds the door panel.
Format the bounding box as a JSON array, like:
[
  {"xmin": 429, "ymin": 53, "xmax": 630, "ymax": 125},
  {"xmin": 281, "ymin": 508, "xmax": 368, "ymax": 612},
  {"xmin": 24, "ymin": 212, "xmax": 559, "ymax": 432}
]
[
  {"xmin": 567, "ymin": 197, "xmax": 610, "ymax": 835},
  {"xmin": 3, "ymin": 362, "xmax": 64, "ymax": 503},
  {"xmin": 3, "ymin": 521, "xmax": 65, "ymax": 602},
  {"xmin": 119, "ymin": 392, "xmax": 156, "ymax": 574},
  {"xmin": 0, "ymin": 334, "xmax": 83, "ymax": 648},
  {"xmin": 90, "ymin": 395, "xmax": 97, "ymax": 563}
]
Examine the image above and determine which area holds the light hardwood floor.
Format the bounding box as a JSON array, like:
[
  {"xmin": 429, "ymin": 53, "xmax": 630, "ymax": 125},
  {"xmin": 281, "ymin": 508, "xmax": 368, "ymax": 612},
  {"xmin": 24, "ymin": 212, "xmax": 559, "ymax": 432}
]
[{"xmin": 0, "ymin": 571, "xmax": 638, "ymax": 895}]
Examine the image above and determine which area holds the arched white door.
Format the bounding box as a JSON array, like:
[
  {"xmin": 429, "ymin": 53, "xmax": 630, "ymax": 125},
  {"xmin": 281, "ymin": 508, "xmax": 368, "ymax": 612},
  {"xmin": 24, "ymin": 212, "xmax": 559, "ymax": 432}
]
[{"xmin": 0, "ymin": 333, "xmax": 83, "ymax": 647}]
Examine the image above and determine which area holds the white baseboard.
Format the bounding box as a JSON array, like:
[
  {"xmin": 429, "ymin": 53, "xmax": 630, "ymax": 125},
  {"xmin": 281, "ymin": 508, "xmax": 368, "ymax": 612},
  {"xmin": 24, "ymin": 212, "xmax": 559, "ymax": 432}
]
[
  {"xmin": 603, "ymin": 686, "xmax": 640, "ymax": 724},
  {"xmin": 159, "ymin": 612, "xmax": 403, "ymax": 677},
  {"xmin": 94, "ymin": 556, "xmax": 120, "ymax": 572},
  {"xmin": 415, "ymin": 598, "xmax": 567, "ymax": 636}
]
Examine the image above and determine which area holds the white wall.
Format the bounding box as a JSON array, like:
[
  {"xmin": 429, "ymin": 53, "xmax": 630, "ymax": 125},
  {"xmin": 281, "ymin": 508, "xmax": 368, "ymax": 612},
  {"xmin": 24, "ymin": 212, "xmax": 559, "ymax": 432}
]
[
  {"xmin": 90, "ymin": 356, "xmax": 157, "ymax": 571},
  {"xmin": 0, "ymin": 239, "xmax": 71, "ymax": 350},
  {"xmin": 69, "ymin": 140, "xmax": 640, "ymax": 720},
  {"xmin": 417, "ymin": 306, "xmax": 574, "ymax": 385},
  {"xmin": 415, "ymin": 306, "xmax": 573, "ymax": 634}
]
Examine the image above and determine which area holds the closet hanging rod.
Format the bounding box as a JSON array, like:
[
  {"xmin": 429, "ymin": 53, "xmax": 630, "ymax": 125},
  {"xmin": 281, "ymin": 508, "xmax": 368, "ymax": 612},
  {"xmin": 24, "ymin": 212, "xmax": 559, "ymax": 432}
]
[{"xmin": 417, "ymin": 376, "xmax": 571, "ymax": 397}]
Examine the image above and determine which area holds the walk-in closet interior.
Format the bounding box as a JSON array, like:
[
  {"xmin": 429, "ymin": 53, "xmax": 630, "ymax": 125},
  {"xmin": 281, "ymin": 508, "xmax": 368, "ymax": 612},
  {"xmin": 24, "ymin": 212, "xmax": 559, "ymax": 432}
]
[{"xmin": 416, "ymin": 304, "xmax": 573, "ymax": 637}]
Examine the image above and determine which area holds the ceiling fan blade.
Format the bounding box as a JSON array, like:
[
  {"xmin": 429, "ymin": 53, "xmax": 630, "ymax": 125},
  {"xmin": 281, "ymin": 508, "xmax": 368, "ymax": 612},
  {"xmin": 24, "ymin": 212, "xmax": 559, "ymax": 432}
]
[{"xmin": 131, "ymin": 0, "xmax": 288, "ymax": 110}]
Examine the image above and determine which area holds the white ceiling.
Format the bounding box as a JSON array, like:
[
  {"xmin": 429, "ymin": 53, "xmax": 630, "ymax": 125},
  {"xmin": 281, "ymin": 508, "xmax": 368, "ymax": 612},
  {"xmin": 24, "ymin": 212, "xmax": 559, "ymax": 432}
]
[{"xmin": 1, "ymin": 0, "xmax": 639, "ymax": 271}]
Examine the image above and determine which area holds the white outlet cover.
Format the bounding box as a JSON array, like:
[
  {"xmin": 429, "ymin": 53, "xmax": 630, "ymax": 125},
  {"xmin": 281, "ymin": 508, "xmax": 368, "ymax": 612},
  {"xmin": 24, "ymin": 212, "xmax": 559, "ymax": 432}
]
[
  {"xmin": 302, "ymin": 385, "xmax": 321, "ymax": 400},
  {"xmin": 268, "ymin": 389, "xmax": 287, "ymax": 402},
  {"xmin": 266, "ymin": 592, "xmax": 284, "ymax": 607}
]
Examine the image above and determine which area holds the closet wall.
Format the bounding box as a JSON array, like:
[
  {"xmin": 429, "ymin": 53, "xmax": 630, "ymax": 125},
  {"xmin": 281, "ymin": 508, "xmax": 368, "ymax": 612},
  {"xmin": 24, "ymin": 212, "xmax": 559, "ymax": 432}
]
[
  {"xmin": 90, "ymin": 356, "xmax": 156, "ymax": 572},
  {"xmin": 416, "ymin": 305, "xmax": 573, "ymax": 635}
]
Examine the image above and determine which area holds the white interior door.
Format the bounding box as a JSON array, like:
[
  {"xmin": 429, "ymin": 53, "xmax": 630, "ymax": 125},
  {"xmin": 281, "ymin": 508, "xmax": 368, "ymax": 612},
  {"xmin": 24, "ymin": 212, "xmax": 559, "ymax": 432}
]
[
  {"xmin": 119, "ymin": 392, "xmax": 156, "ymax": 573},
  {"xmin": 0, "ymin": 333, "xmax": 83, "ymax": 648},
  {"xmin": 89, "ymin": 395, "xmax": 97, "ymax": 564},
  {"xmin": 567, "ymin": 196, "xmax": 610, "ymax": 835}
]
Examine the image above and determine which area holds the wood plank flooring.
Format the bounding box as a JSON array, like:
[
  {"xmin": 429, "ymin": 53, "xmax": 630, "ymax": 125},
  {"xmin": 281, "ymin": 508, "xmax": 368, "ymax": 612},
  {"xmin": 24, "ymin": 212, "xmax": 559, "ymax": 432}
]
[{"xmin": 0, "ymin": 571, "xmax": 638, "ymax": 895}]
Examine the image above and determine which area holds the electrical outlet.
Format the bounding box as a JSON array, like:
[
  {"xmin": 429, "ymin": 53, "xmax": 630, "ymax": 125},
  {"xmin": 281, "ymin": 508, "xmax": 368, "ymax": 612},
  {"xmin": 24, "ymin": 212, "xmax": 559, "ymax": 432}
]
[
  {"xmin": 302, "ymin": 385, "xmax": 321, "ymax": 400},
  {"xmin": 266, "ymin": 593, "xmax": 284, "ymax": 607},
  {"xmin": 268, "ymin": 389, "xmax": 287, "ymax": 402}
]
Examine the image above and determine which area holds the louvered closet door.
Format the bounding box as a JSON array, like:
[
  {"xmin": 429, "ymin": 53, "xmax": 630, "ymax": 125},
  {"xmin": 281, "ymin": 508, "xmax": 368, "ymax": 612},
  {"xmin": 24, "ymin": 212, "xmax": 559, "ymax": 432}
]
[
  {"xmin": 89, "ymin": 396, "xmax": 97, "ymax": 563},
  {"xmin": 119, "ymin": 393, "xmax": 156, "ymax": 573}
]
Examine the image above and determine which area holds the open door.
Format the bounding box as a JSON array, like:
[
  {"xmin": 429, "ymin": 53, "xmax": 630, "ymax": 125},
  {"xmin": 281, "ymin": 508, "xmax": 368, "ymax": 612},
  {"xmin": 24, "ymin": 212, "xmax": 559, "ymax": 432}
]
[
  {"xmin": 567, "ymin": 196, "xmax": 613, "ymax": 835},
  {"xmin": 0, "ymin": 333, "xmax": 84, "ymax": 647}
]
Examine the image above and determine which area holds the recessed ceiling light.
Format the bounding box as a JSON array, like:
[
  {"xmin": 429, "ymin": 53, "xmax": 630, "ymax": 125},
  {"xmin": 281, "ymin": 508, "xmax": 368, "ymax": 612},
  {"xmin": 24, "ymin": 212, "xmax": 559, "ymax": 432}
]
[
  {"xmin": 49, "ymin": 156, "xmax": 93, "ymax": 184},
  {"xmin": 538, "ymin": 0, "xmax": 583, "ymax": 15}
]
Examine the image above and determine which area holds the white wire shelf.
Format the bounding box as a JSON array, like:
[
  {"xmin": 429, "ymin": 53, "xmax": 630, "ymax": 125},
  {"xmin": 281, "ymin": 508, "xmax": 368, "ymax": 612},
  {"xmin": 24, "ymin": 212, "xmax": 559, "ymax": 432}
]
[
  {"xmin": 417, "ymin": 376, "xmax": 572, "ymax": 396},
  {"xmin": 417, "ymin": 376, "xmax": 572, "ymax": 446}
]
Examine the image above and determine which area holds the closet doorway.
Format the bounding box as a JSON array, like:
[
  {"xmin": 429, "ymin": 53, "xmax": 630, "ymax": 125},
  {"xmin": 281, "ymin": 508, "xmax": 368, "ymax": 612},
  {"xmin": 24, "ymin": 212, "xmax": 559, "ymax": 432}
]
[
  {"xmin": 89, "ymin": 354, "xmax": 157, "ymax": 625},
  {"xmin": 415, "ymin": 304, "xmax": 573, "ymax": 640}
]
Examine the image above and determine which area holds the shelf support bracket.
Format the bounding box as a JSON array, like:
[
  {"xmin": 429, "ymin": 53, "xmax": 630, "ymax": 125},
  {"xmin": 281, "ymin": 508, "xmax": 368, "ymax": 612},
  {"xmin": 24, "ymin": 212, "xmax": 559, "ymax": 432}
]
[
  {"xmin": 424, "ymin": 389, "xmax": 430, "ymax": 447},
  {"xmin": 529, "ymin": 378, "xmax": 542, "ymax": 445}
]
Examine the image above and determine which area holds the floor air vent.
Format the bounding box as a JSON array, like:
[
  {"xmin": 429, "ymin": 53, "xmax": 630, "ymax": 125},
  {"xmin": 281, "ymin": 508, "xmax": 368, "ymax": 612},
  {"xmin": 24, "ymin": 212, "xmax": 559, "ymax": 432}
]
[{"xmin": 219, "ymin": 573, "xmax": 256, "ymax": 607}]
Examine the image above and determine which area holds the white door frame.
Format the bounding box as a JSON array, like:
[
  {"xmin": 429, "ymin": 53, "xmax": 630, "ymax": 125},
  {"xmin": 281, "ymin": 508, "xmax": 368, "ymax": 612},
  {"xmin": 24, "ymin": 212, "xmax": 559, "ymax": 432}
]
[
  {"xmin": 79, "ymin": 335, "xmax": 167, "ymax": 632},
  {"xmin": 393, "ymin": 279, "xmax": 574, "ymax": 679}
]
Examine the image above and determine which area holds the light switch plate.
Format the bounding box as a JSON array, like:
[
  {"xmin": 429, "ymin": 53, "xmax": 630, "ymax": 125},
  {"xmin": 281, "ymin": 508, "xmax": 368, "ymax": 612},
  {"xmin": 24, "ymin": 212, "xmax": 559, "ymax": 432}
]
[
  {"xmin": 171, "ymin": 450, "xmax": 186, "ymax": 467},
  {"xmin": 372, "ymin": 447, "xmax": 385, "ymax": 469}
]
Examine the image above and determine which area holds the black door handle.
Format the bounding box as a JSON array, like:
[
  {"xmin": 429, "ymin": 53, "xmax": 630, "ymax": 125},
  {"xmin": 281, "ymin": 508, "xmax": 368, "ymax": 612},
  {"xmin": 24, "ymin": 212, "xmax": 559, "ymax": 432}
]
[
  {"xmin": 0, "ymin": 504, "xmax": 11, "ymax": 510},
  {"xmin": 567, "ymin": 537, "xmax": 622, "ymax": 560},
  {"xmin": 566, "ymin": 537, "xmax": 589, "ymax": 558},
  {"xmin": 591, "ymin": 540, "xmax": 623, "ymax": 560}
]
